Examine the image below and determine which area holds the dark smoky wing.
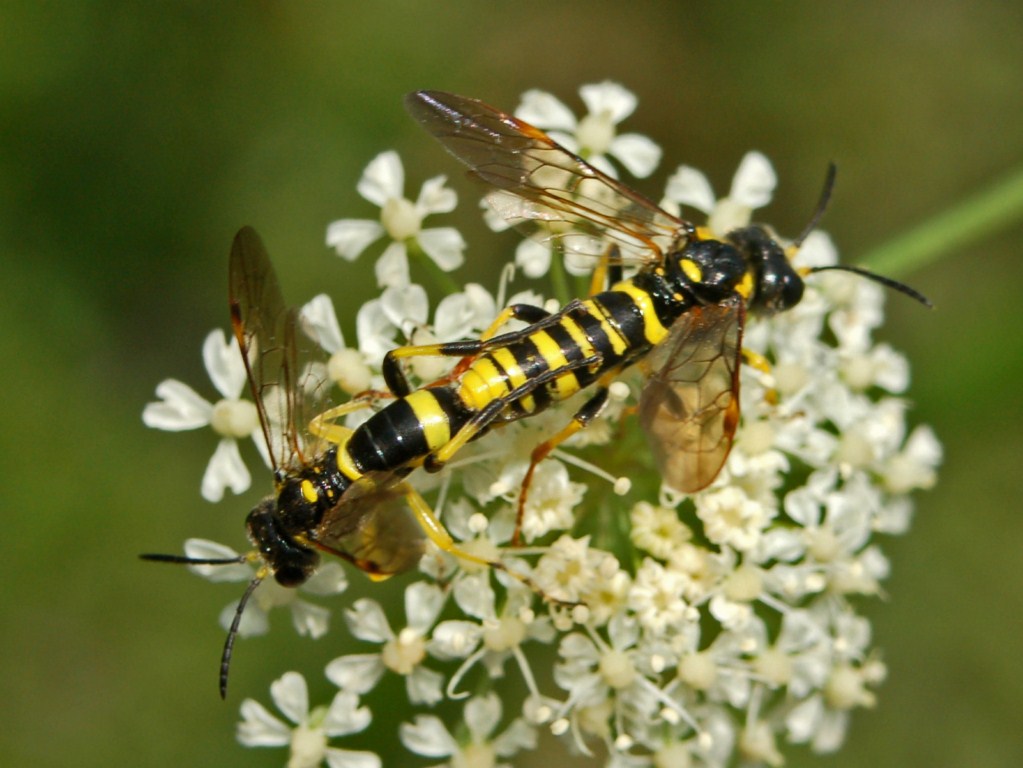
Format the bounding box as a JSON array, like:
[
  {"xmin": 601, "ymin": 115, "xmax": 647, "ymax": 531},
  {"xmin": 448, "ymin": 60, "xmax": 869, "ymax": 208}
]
[
  {"xmin": 405, "ymin": 90, "xmax": 684, "ymax": 264},
  {"xmin": 312, "ymin": 475, "xmax": 427, "ymax": 577},
  {"xmin": 638, "ymin": 298, "xmax": 744, "ymax": 494},
  {"xmin": 229, "ymin": 227, "xmax": 332, "ymax": 471}
]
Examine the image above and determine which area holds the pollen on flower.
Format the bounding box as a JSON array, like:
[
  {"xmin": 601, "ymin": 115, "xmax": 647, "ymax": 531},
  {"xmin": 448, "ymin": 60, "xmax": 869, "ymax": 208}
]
[
  {"xmin": 754, "ymin": 647, "xmax": 794, "ymax": 687},
  {"xmin": 382, "ymin": 628, "xmax": 427, "ymax": 675},
  {"xmin": 599, "ymin": 650, "xmax": 638, "ymax": 689},
  {"xmin": 482, "ymin": 615, "xmax": 527, "ymax": 653},
  {"xmin": 722, "ymin": 563, "xmax": 763, "ymax": 602},
  {"xmin": 824, "ymin": 664, "xmax": 877, "ymax": 710},
  {"xmin": 771, "ymin": 361, "xmax": 811, "ymax": 397},
  {"xmin": 210, "ymin": 398, "xmax": 258, "ymax": 439},
  {"xmin": 327, "ymin": 347, "xmax": 372, "ymax": 395},
  {"xmin": 575, "ymin": 112, "xmax": 615, "ymax": 156},
  {"xmin": 677, "ymin": 651, "xmax": 718, "ymax": 691},
  {"xmin": 382, "ymin": 197, "xmax": 422, "ymax": 241}
]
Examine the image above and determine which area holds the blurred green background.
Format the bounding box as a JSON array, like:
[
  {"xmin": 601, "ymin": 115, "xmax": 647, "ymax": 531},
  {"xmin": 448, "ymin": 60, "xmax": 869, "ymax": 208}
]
[{"xmin": 2, "ymin": 3, "xmax": 1020, "ymax": 766}]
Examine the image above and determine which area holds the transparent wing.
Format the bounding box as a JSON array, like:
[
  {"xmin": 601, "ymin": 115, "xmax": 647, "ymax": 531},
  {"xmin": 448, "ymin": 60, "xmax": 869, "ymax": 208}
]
[
  {"xmin": 637, "ymin": 297, "xmax": 744, "ymax": 494},
  {"xmin": 228, "ymin": 226, "xmax": 332, "ymax": 472},
  {"xmin": 312, "ymin": 474, "xmax": 426, "ymax": 576},
  {"xmin": 405, "ymin": 90, "xmax": 686, "ymax": 265}
]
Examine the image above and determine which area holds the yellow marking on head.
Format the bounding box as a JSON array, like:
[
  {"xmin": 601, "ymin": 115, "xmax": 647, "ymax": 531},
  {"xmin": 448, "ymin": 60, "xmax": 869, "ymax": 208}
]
[
  {"xmin": 681, "ymin": 259, "xmax": 703, "ymax": 283},
  {"xmin": 616, "ymin": 283, "xmax": 670, "ymax": 347},
  {"xmin": 301, "ymin": 479, "xmax": 318, "ymax": 504},
  {"xmin": 405, "ymin": 390, "xmax": 452, "ymax": 451},
  {"xmin": 736, "ymin": 271, "xmax": 755, "ymax": 299}
]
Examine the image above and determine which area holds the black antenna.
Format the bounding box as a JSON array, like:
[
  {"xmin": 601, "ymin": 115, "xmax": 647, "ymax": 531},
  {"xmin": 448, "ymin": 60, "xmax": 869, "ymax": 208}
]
[
  {"xmin": 139, "ymin": 552, "xmax": 248, "ymax": 566},
  {"xmin": 220, "ymin": 573, "xmax": 265, "ymax": 698},
  {"xmin": 140, "ymin": 549, "xmax": 263, "ymax": 698},
  {"xmin": 794, "ymin": 162, "xmax": 838, "ymax": 248},
  {"xmin": 809, "ymin": 264, "xmax": 933, "ymax": 307}
]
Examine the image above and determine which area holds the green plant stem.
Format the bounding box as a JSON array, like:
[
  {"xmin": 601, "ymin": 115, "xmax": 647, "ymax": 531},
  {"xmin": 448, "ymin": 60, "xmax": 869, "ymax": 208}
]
[
  {"xmin": 413, "ymin": 245, "xmax": 462, "ymax": 295},
  {"xmin": 859, "ymin": 166, "xmax": 1023, "ymax": 276}
]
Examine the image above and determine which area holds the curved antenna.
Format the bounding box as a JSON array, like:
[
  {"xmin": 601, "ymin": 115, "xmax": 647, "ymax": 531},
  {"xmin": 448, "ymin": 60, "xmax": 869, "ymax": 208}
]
[
  {"xmin": 140, "ymin": 549, "xmax": 264, "ymax": 697},
  {"xmin": 809, "ymin": 264, "xmax": 933, "ymax": 307},
  {"xmin": 220, "ymin": 572, "xmax": 265, "ymax": 698},
  {"xmin": 794, "ymin": 162, "xmax": 838, "ymax": 248}
]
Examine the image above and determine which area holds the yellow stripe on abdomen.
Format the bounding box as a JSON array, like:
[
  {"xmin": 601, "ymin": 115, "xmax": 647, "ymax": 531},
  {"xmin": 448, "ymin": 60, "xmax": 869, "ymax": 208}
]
[
  {"xmin": 531, "ymin": 327, "xmax": 580, "ymax": 401},
  {"xmin": 404, "ymin": 389, "xmax": 452, "ymax": 451},
  {"xmin": 615, "ymin": 283, "xmax": 671, "ymax": 346}
]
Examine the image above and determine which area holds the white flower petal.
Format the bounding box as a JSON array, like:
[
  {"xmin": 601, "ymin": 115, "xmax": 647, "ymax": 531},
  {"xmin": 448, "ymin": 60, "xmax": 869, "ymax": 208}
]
[
  {"xmin": 428, "ymin": 620, "xmax": 482, "ymax": 660},
  {"xmin": 405, "ymin": 581, "xmax": 446, "ymax": 631},
  {"xmin": 290, "ymin": 599, "xmax": 331, "ymax": 639},
  {"xmin": 464, "ymin": 693, "xmax": 502, "ymax": 739},
  {"xmin": 433, "ymin": 283, "xmax": 495, "ymax": 341},
  {"xmin": 400, "ymin": 714, "xmax": 457, "ymax": 758},
  {"xmin": 730, "ymin": 151, "xmax": 776, "ymax": 209},
  {"xmin": 380, "ymin": 283, "xmax": 428, "ymax": 331},
  {"xmin": 492, "ymin": 718, "xmax": 537, "ymax": 756},
  {"xmin": 183, "ymin": 538, "xmax": 252, "ymax": 582},
  {"xmin": 344, "ymin": 599, "xmax": 392, "ymax": 642},
  {"xmin": 203, "ymin": 329, "xmax": 247, "ymax": 399},
  {"xmin": 355, "ymin": 299, "xmax": 397, "ymax": 365},
  {"xmin": 516, "ymin": 90, "xmax": 577, "ymax": 131},
  {"xmin": 417, "ymin": 227, "xmax": 466, "ymax": 272},
  {"xmin": 608, "ymin": 133, "xmax": 661, "ymax": 178},
  {"xmin": 452, "ymin": 573, "xmax": 496, "ymax": 619},
  {"xmin": 326, "ymin": 218, "xmax": 385, "ymax": 261},
  {"xmin": 325, "ymin": 654, "xmax": 386, "ymax": 694},
  {"xmin": 201, "ymin": 438, "xmax": 251, "ymax": 502},
  {"xmin": 300, "ymin": 295, "xmax": 345, "ymax": 353},
  {"xmin": 301, "ymin": 562, "xmax": 349, "ymax": 596},
  {"xmin": 325, "ymin": 748, "xmax": 382, "ymax": 768},
  {"xmin": 663, "ymin": 165, "xmax": 716, "ymax": 214},
  {"xmin": 374, "ymin": 241, "xmax": 410, "ymax": 288},
  {"xmin": 514, "ymin": 239, "xmax": 552, "ymax": 278},
  {"xmin": 237, "ymin": 698, "xmax": 291, "ymax": 747},
  {"xmin": 406, "ymin": 665, "xmax": 444, "ymax": 705},
  {"xmin": 358, "ymin": 150, "xmax": 404, "ymax": 207},
  {"xmin": 143, "ymin": 379, "xmax": 213, "ymax": 430},
  {"xmin": 416, "ymin": 175, "xmax": 457, "ymax": 214},
  {"xmin": 786, "ymin": 693, "xmax": 823, "ymax": 743},
  {"xmin": 219, "ymin": 597, "xmax": 269, "ymax": 638},
  {"xmin": 580, "ymin": 81, "xmax": 637, "ymax": 123},
  {"xmin": 270, "ymin": 671, "xmax": 309, "ymax": 725},
  {"xmin": 322, "ymin": 690, "xmax": 372, "ymax": 737}
]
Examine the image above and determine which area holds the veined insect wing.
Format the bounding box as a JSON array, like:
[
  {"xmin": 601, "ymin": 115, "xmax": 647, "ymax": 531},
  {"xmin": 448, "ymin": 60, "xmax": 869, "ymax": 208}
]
[
  {"xmin": 638, "ymin": 297, "xmax": 745, "ymax": 494},
  {"xmin": 405, "ymin": 90, "xmax": 685, "ymax": 270}
]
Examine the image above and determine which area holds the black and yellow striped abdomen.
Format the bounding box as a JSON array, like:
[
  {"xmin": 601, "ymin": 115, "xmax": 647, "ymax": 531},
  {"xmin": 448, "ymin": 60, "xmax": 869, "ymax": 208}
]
[
  {"xmin": 342, "ymin": 387, "xmax": 473, "ymax": 477},
  {"xmin": 457, "ymin": 271, "xmax": 691, "ymax": 422},
  {"xmin": 326, "ymin": 271, "xmax": 694, "ymax": 489}
]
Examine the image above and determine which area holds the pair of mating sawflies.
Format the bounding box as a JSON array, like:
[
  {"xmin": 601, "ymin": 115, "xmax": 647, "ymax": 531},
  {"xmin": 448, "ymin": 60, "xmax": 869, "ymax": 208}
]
[{"xmin": 144, "ymin": 91, "xmax": 929, "ymax": 695}]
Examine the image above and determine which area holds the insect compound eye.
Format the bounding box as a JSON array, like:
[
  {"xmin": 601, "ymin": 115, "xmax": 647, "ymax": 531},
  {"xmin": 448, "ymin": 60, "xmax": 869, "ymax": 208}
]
[
  {"xmin": 728, "ymin": 225, "xmax": 804, "ymax": 314},
  {"xmin": 755, "ymin": 253, "xmax": 805, "ymax": 314},
  {"xmin": 273, "ymin": 564, "xmax": 311, "ymax": 587}
]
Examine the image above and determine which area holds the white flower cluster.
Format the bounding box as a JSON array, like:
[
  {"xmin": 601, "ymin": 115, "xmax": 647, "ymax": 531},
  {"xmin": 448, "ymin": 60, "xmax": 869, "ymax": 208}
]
[{"xmin": 144, "ymin": 82, "xmax": 939, "ymax": 768}]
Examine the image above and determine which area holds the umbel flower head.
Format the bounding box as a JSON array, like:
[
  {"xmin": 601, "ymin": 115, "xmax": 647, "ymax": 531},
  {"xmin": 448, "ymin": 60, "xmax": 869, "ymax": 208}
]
[{"xmin": 144, "ymin": 82, "xmax": 939, "ymax": 767}]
